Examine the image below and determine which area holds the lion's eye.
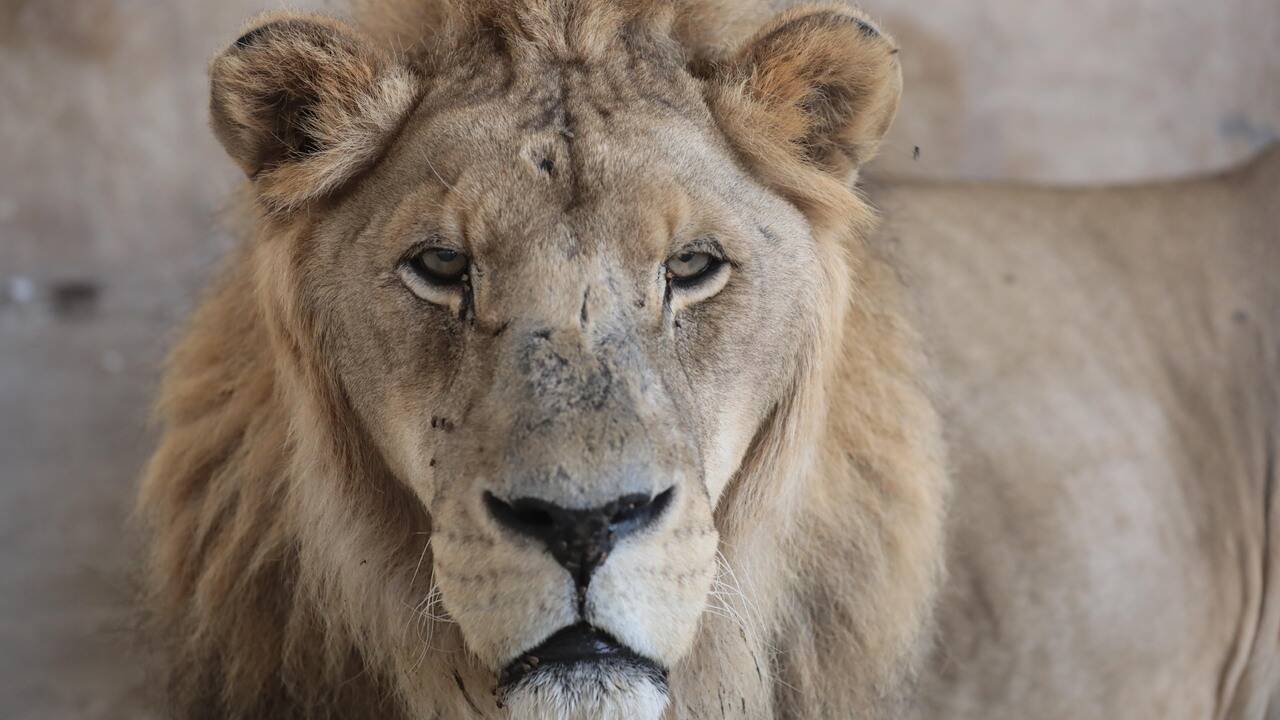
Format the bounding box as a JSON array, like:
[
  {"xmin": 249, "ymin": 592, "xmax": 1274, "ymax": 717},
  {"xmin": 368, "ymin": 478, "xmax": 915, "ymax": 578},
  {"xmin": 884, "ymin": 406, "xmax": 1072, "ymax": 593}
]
[
  {"xmin": 413, "ymin": 248, "xmax": 469, "ymax": 283},
  {"xmin": 399, "ymin": 246, "xmax": 470, "ymax": 305},
  {"xmin": 667, "ymin": 251, "xmax": 714, "ymax": 281},
  {"xmin": 664, "ymin": 245, "xmax": 730, "ymax": 310}
]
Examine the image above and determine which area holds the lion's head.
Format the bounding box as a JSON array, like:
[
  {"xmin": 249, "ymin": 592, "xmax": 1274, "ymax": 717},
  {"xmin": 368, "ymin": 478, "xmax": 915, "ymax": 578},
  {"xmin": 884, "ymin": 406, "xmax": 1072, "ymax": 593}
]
[{"xmin": 140, "ymin": 2, "xmax": 946, "ymax": 718}]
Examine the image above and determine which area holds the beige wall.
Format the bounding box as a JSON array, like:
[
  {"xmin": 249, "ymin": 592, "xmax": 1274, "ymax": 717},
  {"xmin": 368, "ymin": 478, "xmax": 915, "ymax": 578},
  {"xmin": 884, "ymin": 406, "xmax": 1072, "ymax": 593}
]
[{"xmin": 865, "ymin": 0, "xmax": 1280, "ymax": 182}]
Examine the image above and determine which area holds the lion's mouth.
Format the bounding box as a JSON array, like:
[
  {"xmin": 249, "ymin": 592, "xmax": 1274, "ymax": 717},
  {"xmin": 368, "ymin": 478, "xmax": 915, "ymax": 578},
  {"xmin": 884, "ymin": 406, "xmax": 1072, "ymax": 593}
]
[{"xmin": 498, "ymin": 623, "xmax": 667, "ymax": 692}]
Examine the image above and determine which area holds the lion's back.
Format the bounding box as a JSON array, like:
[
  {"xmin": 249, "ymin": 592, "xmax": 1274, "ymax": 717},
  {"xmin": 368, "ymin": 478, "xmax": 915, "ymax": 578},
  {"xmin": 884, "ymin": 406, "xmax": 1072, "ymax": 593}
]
[{"xmin": 873, "ymin": 144, "xmax": 1280, "ymax": 719}]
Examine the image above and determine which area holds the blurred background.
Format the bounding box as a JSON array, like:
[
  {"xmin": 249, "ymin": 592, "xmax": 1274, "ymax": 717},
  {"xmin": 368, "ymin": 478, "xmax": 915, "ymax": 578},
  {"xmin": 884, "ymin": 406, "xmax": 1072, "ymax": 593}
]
[{"xmin": 0, "ymin": 1, "xmax": 1276, "ymax": 717}]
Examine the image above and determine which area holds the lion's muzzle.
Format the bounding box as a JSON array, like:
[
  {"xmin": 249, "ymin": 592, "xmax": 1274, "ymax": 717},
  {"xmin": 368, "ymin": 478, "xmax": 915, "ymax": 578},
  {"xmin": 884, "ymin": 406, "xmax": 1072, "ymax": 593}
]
[
  {"xmin": 483, "ymin": 488, "xmax": 675, "ymax": 593},
  {"xmin": 428, "ymin": 323, "xmax": 718, "ymax": 718}
]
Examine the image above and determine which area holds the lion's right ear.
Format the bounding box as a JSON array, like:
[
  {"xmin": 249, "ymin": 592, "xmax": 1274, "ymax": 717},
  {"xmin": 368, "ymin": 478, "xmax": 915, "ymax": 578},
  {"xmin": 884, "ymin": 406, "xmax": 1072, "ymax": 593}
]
[
  {"xmin": 704, "ymin": 5, "xmax": 901, "ymax": 215},
  {"xmin": 210, "ymin": 14, "xmax": 421, "ymax": 212}
]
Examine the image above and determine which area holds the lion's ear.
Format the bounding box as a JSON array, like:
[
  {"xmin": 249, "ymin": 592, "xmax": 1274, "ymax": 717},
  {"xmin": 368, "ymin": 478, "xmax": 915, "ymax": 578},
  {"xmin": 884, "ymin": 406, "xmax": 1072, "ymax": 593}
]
[
  {"xmin": 210, "ymin": 14, "xmax": 421, "ymax": 212},
  {"xmin": 710, "ymin": 5, "xmax": 901, "ymax": 184}
]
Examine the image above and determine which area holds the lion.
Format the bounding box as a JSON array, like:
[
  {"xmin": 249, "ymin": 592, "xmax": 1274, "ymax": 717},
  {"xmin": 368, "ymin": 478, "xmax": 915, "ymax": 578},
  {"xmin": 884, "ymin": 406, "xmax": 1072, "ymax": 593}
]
[{"xmin": 136, "ymin": 0, "xmax": 1279, "ymax": 717}]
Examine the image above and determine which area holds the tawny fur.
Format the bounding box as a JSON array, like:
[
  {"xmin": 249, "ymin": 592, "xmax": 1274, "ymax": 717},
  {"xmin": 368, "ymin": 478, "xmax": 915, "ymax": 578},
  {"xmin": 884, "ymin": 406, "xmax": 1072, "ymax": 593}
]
[
  {"xmin": 209, "ymin": 14, "xmax": 422, "ymax": 213},
  {"xmin": 138, "ymin": 2, "xmax": 947, "ymax": 718}
]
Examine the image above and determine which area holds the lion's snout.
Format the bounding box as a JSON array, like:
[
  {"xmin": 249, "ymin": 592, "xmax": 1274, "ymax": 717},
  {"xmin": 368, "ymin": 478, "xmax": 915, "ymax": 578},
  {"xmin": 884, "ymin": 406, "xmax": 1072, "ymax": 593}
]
[
  {"xmin": 427, "ymin": 317, "xmax": 719, "ymax": 705},
  {"xmin": 483, "ymin": 488, "xmax": 675, "ymax": 592}
]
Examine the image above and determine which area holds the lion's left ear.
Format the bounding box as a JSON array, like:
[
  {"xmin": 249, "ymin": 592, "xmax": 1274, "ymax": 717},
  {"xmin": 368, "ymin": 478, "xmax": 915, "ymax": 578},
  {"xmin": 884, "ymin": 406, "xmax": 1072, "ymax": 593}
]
[
  {"xmin": 709, "ymin": 5, "xmax": 901, "ymax": 184},
  {"xmin": 210, "ymin": 13, "xmax": 422, "ymax": 213}
]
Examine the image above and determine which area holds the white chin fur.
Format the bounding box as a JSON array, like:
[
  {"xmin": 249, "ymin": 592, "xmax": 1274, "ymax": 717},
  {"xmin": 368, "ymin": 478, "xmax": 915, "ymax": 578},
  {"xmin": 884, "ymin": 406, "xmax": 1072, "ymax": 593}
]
[{"xmin": 502, "ymin": 664, "xmax": 668, "ymax": 720}]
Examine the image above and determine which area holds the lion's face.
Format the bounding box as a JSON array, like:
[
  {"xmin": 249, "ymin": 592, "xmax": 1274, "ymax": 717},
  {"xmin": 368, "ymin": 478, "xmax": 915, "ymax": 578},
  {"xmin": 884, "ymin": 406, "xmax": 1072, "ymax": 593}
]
[
  {"xmin": 207, "ymin": 4, "xmax": 902, "ymax": 716},
  {"xmin": 301, "ymin": 48, "xmax": 820, "ymax": 712}
]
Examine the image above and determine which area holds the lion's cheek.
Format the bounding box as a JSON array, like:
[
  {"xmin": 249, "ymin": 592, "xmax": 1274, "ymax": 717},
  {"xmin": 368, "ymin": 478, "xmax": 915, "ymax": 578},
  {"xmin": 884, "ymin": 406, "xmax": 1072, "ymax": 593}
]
[
  {"xmin": 381, "ymin": 416, "xmax": 438, "ymax": 497},
  {"xmin": 704, "ymin": 399, "xmax": 765, "ymax": 505}
]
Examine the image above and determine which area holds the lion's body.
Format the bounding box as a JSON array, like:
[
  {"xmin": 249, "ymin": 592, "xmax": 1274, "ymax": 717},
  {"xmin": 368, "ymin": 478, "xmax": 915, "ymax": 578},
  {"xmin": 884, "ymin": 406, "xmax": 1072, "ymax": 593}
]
[
  {"xmin": 136, "ymin": 0, "xmax": 1280, "ymax": 717},
  {"xmin": 879, "ymin": 146, "xmax": 1280, "ymax": 718}
]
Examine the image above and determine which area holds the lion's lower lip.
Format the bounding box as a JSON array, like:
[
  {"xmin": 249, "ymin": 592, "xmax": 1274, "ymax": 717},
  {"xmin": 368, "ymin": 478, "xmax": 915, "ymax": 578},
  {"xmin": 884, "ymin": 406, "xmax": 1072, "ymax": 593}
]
[{"xmin": 498, "ymin": 623, "xmax": 666, "ymax": 690}]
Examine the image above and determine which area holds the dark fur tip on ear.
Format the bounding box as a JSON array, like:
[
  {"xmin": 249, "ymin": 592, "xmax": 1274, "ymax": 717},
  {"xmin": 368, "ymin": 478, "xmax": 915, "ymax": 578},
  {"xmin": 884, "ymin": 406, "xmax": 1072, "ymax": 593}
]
[
  {"xmin": 209, "ymin": 13, "xmax": 421, "ymax": 213},
  {"xmin": 853, "ymin": 17, "xmax": 879, "ymax": 38},
  {"xmin": 722, "ymin": 5, "xmax": 903, "ymax": 180},
  {"xmin": 232, "ymin": 23, "xmax": 275, "ymax": 49}
]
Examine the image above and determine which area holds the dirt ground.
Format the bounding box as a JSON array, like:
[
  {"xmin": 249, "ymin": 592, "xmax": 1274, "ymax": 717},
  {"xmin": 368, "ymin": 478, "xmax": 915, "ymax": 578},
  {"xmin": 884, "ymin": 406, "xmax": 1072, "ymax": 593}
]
[{"xmin": 0, "ymin": 1, "xmax": 1275, "ymax": 718}]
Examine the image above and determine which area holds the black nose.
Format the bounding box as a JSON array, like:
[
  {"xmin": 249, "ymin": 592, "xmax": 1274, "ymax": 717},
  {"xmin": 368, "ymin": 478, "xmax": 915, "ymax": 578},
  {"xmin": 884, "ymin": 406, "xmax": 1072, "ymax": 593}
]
[{"xmin": 484, "ymin": 488, "xmax": 674, "ymax": 590}]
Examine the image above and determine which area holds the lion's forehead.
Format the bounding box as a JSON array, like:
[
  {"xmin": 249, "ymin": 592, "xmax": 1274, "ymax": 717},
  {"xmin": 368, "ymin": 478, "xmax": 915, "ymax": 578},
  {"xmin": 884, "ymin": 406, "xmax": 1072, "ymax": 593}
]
[
  {"xmin": 344, "ymin": 42, "xmax": 811, "ymax": 330},
  {"xmin": 366, "ymin": 79, "xmax": 751, "ymax": 268},
  {"xmin": 405, "ymin": 47, "xmax": 715, "ymax": 177}
]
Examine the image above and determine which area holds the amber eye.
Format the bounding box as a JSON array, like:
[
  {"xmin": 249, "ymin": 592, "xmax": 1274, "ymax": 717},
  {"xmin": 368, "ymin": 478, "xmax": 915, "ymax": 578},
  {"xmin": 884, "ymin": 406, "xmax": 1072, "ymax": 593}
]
[
  {"xmin": 664, "ymin": 245, "xmax": 730, "ymax": 311},
  {"xmin": 398, "ymin": 246, "xmax": 470, "ymax": 305},
  {"xmin": 412, "ymin": 248, "xmax": 469, "ymax": 284},
  {"xmin": 666, "ymin": 251, "xmax": 718, "ymax": 285},
  {"xmin": 667, "ymin": 251, "xmax": 711, "ymax": 279}
]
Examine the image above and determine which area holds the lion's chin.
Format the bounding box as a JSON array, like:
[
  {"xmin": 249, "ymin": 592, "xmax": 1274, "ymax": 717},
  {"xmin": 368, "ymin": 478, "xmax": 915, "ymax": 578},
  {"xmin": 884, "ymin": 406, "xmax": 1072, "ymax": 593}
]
[
  {"xmin": 497, "ymin": 624, "xmax": 669, "ymax": 720},
  {"xmin": 501, "ymin": 663, "xmax": 669, "ymax": 720}
]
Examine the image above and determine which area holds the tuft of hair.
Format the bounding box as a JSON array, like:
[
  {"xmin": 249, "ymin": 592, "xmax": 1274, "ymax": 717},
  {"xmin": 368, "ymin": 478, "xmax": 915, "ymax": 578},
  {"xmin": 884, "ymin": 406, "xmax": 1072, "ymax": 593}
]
[{"xmin": 350, "ymin": 0, "xmax": 778, "ymax": 68}]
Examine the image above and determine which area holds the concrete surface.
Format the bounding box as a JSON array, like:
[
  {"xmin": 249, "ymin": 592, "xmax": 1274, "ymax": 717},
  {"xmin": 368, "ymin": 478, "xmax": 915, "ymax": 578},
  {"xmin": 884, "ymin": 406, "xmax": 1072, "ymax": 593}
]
[
  {"xmin": 0, "ymin": 1, "xmax": 1275, "ymax": 718},
  {"xmin": 0, "ymin": 3, "xmax": 320, "ymax": 716}
]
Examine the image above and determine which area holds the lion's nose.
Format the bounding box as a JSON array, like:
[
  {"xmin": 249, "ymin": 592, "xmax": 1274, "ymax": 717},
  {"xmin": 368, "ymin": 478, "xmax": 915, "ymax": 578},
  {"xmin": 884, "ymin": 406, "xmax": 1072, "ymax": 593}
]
[{"xmin": 484, "ymin": 488, "xmax": 674, "ymax": 590}]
